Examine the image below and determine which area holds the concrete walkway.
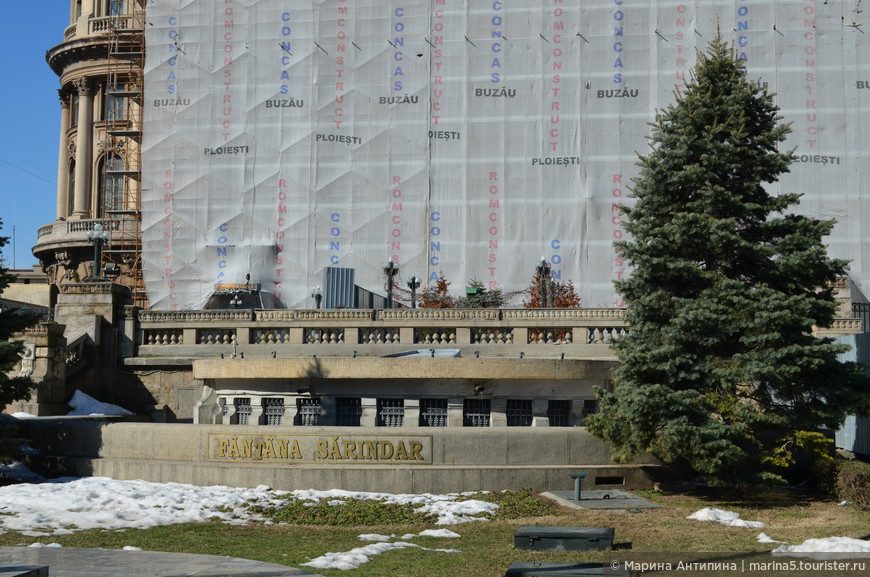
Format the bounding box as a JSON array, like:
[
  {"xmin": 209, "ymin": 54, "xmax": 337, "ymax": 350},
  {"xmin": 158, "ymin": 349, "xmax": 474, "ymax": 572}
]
[
  {"xmin": 542, "ymin": 489, "xmax": 662, "ymax": 510},
  {"xmin": 0, "ymin": 547, "xmax": 324, "ymax": 577}
]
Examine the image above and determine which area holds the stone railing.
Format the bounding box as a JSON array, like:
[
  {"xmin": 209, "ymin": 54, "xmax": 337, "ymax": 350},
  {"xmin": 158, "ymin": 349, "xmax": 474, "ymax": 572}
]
[
  {"xmin": 134, "ymin": 308, "xmax": 630, "ymax": 358},
  {"xmin": 132, "ymin": 306, "xmax": 860, "ymax": 359},
  {"xmin": 66, "ymin": 219, "xmax": 122, "ymax": 234},
  {"xmin": 60, "ymin": 283, "xmax": 120, "ymax": 296},
  {"xmin": 814, "ymin": 318, "xmax": 864, "ymax": 335},
  {"xmin": 89, "ymin": 15, "xmax": 134, "ymax": 35},
  {"xmin": 21, "ymin": 323, "xmax": 66, "ymax": 339},
  {"xmin": 35, "ymin": 219, "xmax": 129, "ymax": 244}
]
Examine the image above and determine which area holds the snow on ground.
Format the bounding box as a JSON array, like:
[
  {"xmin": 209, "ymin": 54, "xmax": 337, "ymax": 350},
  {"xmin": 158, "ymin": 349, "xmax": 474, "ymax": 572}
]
[
  {"xmin": 0, "ymin": 460, "xmax": 45, "ymax": 483},
  {"xmin": 687, "ymin": 507, "xmax": 765, "ymax": 528},
  {"xmin": 5, "ymin": 390, "xmax": 132, "ymax": 419},
  {"xmin": 302, "ymin": 540, "xmax": 461, "ymax": 571},
  {"xmin": 0, "ymin": 471, "xmax": 473, "ymax": 570},
  {"xmin": 1, "ymin": 465, "xmax": 867, "ymax": 569},
  {"xmin": 0, "ymin": 474, "xmax": 495, "ymax": 537},
  {"xmin": 66, "ymin": 390, "xmax": 133, "ymax": 416},
  {"xmin": 773, "ymin": 537, "xmax": 870, "ymax": 555},
  {"xmin": 359, "ymin": 529, "xmax": 461, "ymax": 542},
  {"xmin": 757, "ymin": 533, "xmax": 787, "ymax": 544},
  {"xmin": 282, "ymin": 488, "xmax": 498, "ymax": 525},
  {"xmin": 0, "ymin": 477, "xmax": 285, "ymax": 535}
]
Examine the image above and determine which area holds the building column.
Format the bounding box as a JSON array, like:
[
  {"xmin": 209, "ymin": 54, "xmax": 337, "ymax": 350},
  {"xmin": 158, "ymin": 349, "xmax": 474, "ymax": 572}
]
[
  {"xmin": 56, "ymin": 91, "xmax": 71, "ymax": 219},
  {"xmin": 72, "ymin": 78, "xmax": 93, "ymax": 219}
]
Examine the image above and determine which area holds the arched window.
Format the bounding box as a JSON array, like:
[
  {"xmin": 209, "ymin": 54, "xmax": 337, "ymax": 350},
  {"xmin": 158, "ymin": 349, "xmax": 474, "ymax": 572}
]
[{"xmin": 100, "ymin": 154, "xmax": 125, "ymax": 215}]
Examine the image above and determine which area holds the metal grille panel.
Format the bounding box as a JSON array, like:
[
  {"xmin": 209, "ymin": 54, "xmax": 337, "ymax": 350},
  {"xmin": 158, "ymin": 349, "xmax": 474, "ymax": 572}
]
[
  {"xmin": 463, "ymin": 399, "xmax": 491, "ymax": 427},
  {"xmin": 420, "ymin": 398, "xmax": 448, "ymax": 427},
  {"xmin": 297, "ymin": 397, "xmax": 321, "ymax": 426},
  {"xmin": 377, "ymin": 399, "xmax": 404, "ymax": 427},
  {"xmin": 263, "ymin": 397, "xmax": 284, "ymax": 426},
  {"xmin": 234, "ymin": 397, "xmax": 251, "ymax": 425}
]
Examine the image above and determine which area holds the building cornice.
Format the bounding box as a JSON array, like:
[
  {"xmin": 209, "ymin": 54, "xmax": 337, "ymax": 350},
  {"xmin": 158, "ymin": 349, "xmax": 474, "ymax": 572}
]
[{"xmin": 46, "ymin": 37, "xmax": 113, "ymax": 76}]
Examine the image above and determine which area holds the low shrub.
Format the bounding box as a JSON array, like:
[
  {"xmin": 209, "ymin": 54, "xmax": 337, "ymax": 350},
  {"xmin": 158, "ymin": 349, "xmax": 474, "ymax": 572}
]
[
  {"xmin": 471, "ymin": 490, "xmax": 555, "ymax": 519},
  {"xmin": 835, "ymin": 459, "xmax": 870, "ymax": 511},
  {"xmin": 265, "ymin": 498, "xmax": 434, "ymax": 526},
  {"xmin": 255, "ymin": 490, "xmax": 553, "ymax": 526},
  {"xmin": 811, "ymin": 456, "xmax": 840, "ymax": 496}
]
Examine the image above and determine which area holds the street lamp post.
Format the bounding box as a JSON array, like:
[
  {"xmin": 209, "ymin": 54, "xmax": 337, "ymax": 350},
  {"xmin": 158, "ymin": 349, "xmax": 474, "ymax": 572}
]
[
  {"xmin": 535, "ymin": 258, "xmax": 551, "ymax": 308},
  {"xmin": 86, "ymin": 223, "xmax": 111, "ymax": 280},
  {"xmin": 382, "ymin": 260, "xmax": 400, "ymax": 309},
  {"xmin": 311, "ymin": 286, "xmax": 322, "ymax": 309},
  {"xmin": 407, "ymin": 276, "xmax": 421, "ymax": 309}
]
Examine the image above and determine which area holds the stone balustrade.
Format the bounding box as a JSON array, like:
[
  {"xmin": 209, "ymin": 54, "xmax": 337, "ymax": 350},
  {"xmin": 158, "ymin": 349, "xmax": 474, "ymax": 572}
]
[
  {"xmin": 133, "ymin": 307, "xmax": 629, "ymax": 359},
  {"xmin": 815, "ymin": 318, "xmax": 864, "ymax": 335},
  {"xmin": 89, "ymin": 15, "xmax": 133, "ymax": 35},
  {"xmin": 131, "ymin": 304, "xmax": 861, "ymax": 361}
]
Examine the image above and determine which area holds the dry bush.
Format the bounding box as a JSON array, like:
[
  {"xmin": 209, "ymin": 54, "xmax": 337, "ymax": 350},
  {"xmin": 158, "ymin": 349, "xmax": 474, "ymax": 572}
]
[{"xmin": 836, "ymin": 459, "xmax": 870, "ymax": 511}]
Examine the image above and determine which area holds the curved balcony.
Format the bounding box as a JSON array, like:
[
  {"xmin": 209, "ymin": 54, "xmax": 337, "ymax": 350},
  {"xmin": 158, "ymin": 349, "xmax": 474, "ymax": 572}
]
[
  {"xmin": 32, "ymin": 217, "xmax": 139, "ymax": 260},
  {"xmin": 47, "ymin": 15, "xmax": 143, "ymax": 76}
]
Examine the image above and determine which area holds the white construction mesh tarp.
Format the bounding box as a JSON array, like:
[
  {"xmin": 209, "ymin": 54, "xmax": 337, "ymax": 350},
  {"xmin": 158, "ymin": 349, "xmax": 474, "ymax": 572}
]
[{"xmin": 142, "ymin": 1, "xmax": 870, "ymax": 310}]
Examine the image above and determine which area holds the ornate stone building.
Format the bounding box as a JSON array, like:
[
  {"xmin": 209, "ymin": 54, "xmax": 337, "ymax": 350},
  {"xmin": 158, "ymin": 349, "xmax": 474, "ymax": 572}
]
[
  {"xmin": 11, "ymin": 1, "xmax": 866, "ymax": 492},
  {"xmin": 33, "ymin": 0, "xmax": 146, "ymax": 308}
]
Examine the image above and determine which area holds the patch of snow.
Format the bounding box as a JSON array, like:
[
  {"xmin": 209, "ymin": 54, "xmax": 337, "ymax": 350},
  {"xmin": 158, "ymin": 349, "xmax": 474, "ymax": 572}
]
[
  {"xmin": 0, "ymin": 477, "xmax": 497, "ymax": 535},
  {"xmin": 28, "ymin": 543, "xmax": 62, "ymax": 548},
  {"xmin": 687, "ymin": 507, "xmax": 764, "ymax": 528},
  {"xmin": 358, "ymin": 534, "xmax": 391, "ymax": 542},
  {"xmin": 302, "ymin": 541, "xmax": 460, "ymax": 571},
  {"xmin": 419, "ymin": 529, "xmax": 461, "ymax": 538},
  {"xmin": 123, "ymin": 546, "xmax": 143, "ymax": 551},
  {"xmin": 359, "ymin": 529, "xmax": 461, "ymax": 542},
  {"xmin": 757, "ymin": 533, "xmax": 787, "ymax": 544},
  {"xmin": 0, "ymin": 460, "xmax": 45, "ymax": 483},
  {"xmin": 773, "ymin": 537, "xmax": 870, "ymax": 555},
  {"xmin": 286, "ymin": 488, "xmax": 497, "ymax": 524},
  {"xmin": 67, "ymin": 390, "xmax": 133, "ymax": 416}
]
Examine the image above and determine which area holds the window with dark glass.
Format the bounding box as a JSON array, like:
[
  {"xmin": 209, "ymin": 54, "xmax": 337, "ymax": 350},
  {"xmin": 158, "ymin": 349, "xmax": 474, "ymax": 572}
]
[
  {"xmin": 547, "ymin": 400, "xmax": 570, "ymax": 427},
  {"xmin": 67, "ymin": 162, "xmax": 76, "ymax": 217},
  {"xmin": 336, "ymin": 397, "xmax": 362, "ymax": 427},
  {"xmin": 505, "ymin": 399, "xmax": 533, "ymax": 427},
  {"xmin": 419, "ymin": 398, "xmax": 447, "ymax": 427},
  {"xmin": 105, "ymin": 83, "xmax": 126, "ymax": 122},
  {"xmin": 582, "ymin": 399, "xmax": 598, "ymax": 421},
  {"xmin": 100, "ymin": 154, "xmax": 125, "ymax": 214},
  {"xmin": 70, "ymin": 93, "xmax": 79, "ymax": 128}
]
